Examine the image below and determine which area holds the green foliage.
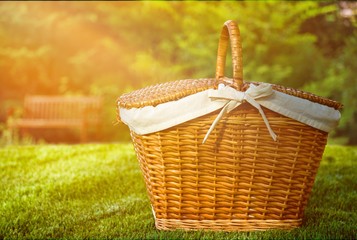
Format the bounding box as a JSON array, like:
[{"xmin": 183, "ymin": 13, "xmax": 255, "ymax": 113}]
[
  {"xmin": 0, "ymin": 144, "xmax": 356, "ymax": 239},
  {"xmin": 0, "ymin": 2, "xmax": 356, "ymax": 143}
]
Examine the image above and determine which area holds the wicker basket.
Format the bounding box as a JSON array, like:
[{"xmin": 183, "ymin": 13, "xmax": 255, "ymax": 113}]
[{"xmin": 117, "ymin": 20, "xmax": 342, "ymax": 231}]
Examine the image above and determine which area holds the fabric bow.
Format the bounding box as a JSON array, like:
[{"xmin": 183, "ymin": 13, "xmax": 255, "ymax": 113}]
[{"xmin": 202, "ymin": 83, "xmax": 277, "ymax": 143}]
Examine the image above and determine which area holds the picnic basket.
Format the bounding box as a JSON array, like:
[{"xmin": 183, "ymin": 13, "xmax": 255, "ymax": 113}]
[{"xmin": 117, "ymin": 20, "xmax": 342, "ymax": 231}]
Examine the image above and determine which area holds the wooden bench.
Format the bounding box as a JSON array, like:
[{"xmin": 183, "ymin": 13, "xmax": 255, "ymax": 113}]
[{"xmin": 9, "ymin": 95, "xmax": 102, "ymax": 142}]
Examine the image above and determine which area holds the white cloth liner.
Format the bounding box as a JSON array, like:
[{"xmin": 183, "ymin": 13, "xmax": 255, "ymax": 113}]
[{"xmin": 119, "ymin": 83, "xmax": 340, "ymax": 136}]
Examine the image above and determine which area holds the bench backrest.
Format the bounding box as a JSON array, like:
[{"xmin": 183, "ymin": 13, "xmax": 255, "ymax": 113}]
[{"xmin": 23, "ymin": 96, "xmax": 102, "ymax": 123}]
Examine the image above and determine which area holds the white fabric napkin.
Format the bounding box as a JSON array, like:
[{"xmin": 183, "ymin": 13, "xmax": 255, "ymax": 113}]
[{"xmin": 119, "ymin": 83, "xmax": 340, "ymax": 137}]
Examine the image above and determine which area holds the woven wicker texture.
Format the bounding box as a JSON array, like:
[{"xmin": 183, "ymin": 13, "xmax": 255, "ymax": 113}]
[
  {"xmin": 117, "ymin": 78, "xmax": 342, "ymax": 110},
  {"xmin": 118, "ymin": 20, "xmax": 340, "ymax": 231},
  {"xmin": 131, "ymin": 105, "xmax": 327, "ymax": 231}
]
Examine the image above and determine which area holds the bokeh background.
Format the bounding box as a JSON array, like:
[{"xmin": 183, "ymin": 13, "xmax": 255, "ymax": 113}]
[{"xmin": 0, "ymin": 1, "xmax": 356, "ymax": 145}]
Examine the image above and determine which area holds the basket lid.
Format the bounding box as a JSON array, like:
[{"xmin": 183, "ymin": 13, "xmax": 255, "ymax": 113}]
[
  {"xmin": 118, "ymin": 78, "xmax": 217, "ymax": 109},
  {"xmin": 117, "ymin": 77, "xmax": 342, "ymax": 110}
]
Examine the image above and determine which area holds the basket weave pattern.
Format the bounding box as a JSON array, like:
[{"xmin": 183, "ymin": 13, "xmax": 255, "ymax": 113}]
[{"xmin": 130, "ymin": 106, "xmax": 327, "ymax": 230}]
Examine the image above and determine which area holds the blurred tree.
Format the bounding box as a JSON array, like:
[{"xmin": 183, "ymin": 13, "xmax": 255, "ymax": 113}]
[
  {"xmin": 0, "ymin": 1, "xmax": 355, "ymax": 143},
  {"xmin": 301, "ymin": 2, "xmax": 357, "ymax": 144}
]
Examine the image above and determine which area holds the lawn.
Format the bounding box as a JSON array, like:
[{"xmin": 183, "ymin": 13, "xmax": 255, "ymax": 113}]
[{"xmin": 0, "ymin": 143, "xmax": 356, "ymax": 239}]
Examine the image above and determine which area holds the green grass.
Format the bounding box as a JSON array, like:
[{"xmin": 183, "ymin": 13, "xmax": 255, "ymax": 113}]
[{"xmin": 0, "ymin": 143, "xmax": 356, "ymax": 239}]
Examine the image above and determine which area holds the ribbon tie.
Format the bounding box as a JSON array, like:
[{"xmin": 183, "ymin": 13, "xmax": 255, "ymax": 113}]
[{"xmin": 202, "ymin": 83, "xmax": 277, "ymax": 143}]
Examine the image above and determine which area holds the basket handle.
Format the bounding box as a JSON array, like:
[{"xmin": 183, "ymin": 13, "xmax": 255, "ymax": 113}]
[{"xmin": 215, "ymin": 20, "xmax": 243, "ymax": 90}]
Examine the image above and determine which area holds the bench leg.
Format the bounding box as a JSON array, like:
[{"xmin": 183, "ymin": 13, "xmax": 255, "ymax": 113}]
[{"xmin": 80, "ymin": 124, "xmax": 87, "ymax": 143}]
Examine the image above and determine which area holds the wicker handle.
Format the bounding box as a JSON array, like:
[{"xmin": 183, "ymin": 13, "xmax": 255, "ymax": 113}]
[{"xmin": 215, "ymin": 20, "xmax": 243, "ymax": 90}]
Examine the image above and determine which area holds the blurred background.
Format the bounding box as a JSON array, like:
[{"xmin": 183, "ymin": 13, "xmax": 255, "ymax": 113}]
[{"xmin": 0, "ymin": 1, "xmax": 356, "ymax": 145}]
